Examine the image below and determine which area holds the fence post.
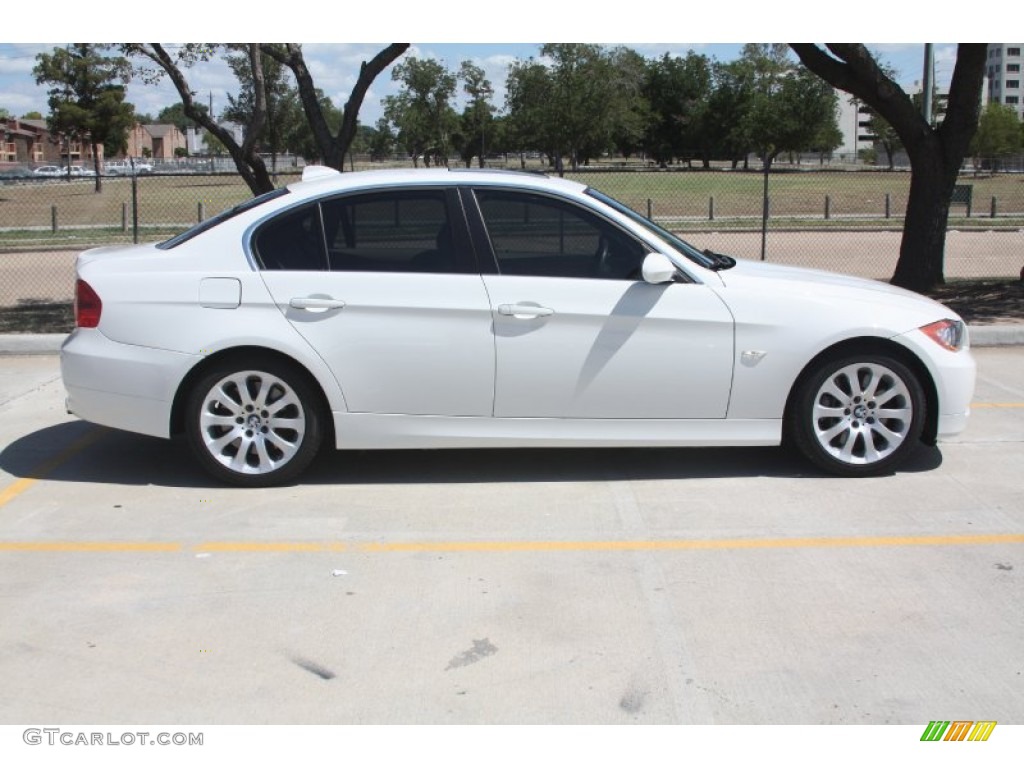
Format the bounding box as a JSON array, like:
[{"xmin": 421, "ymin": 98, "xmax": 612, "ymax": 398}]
[
  {"xmin": 121, "ymin": 202, "xmax": 128, "ymax": 232},
  {"xmin": 824, "ymin": 195, "xmax": 831, "ymax": 220},
  {"xmin": 709, "ymin": 196, "xmax": 715, "ymax": 221},
  {"xmin": 51, "ymin": 205, "xmax": 57, "ymax": 233},
  {"xmin": 991, "ymin": 196, "xmax": 997, "ymax": 218},
  {"xmin": 198, "ymin": 202, "xmax": 205, "ymax": 223},
  {"xmin": 131, "ymin": 171, "xmax": 139, "ymax": 244},
  {"xmin": 647, "ymin": 198, "xmax": 653, "ymax": 220},
  {"xmin": 885, "ymin": 193, "xmax": 891, "ymax": 219}
]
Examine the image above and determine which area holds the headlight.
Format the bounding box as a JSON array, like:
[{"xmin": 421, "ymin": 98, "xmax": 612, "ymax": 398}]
[{"xmin": 920, "ymin": 319, "xmax": 967, "ymax": 351}]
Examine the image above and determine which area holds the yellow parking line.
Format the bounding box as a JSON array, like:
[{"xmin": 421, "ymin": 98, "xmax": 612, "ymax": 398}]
[
  {"xmin": 0, "ymin": 541, "xmax": 180, "ymax": 552},
  {"xmin": 195, "ymin": 542, "xmax": 330, "ymax": 553},
  {"xmin": 357, "ymin": 533, "xmax": 1024, "ymax": 554},
  {"xmin": 0, "ymin": 427, "xmax": 104, "ymax": 510},
  {"xmin": 971, "ymin": 402, "xmax": 1024, "ymax": 408},
  {"xmin": 0, "ymin": 533, "xmax": 1020, "ymax": 555}
]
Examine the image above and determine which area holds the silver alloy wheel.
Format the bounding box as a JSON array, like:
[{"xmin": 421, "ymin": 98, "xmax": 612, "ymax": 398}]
[
  {"xmin": 810, "ymin": 361, "xmax": 914, "ymax": 465},
  {"xmin": 198, "ymin": 370, "xmax": 307, "ymax": 475}
]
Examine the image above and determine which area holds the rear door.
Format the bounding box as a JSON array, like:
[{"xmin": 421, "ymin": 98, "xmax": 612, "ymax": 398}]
[{"xmin": 256, "ymin": 187, "xmax": 495, "ymax": 416}]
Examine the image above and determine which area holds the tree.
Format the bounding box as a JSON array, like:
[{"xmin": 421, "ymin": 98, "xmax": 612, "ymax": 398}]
[
  {"xmin": 738, "ymin": 45, "xmax": 840, "ymax": 172},
  {"xmin": 21, "ymin": 111, "xmax": 43, "ymax": 120},
  {"xmin": 223, "ymin": 49, "xmax": 296, "ymax": 173},
  {"xmin": 791, "ymin": 44, "xmax": 987, "ymax": 291},
  {"xmin": 505, "ymin": 58, "xmax": 555, "ymax": 166},
  {"xmin": 33, "ymin": 44, "xmax": 135, "ymax": 191},
  {"xmin": 706, "ymin": 59, "xmax": 757, "ymax": 168},
  {"xmin": 368, "ymin": 117, "xmax": 396, "ymax": 161},
  {"xmin": 643, "ymin": 51, "xmax": 713, "ymax": 166},
  {"xmin": 125, "ymin": 43, "xmax": 274, "ymax": 194},
  {"xmin": 382, "ymin": 57, "xmax": 459, "ymax": 167},
  {"xmin": 157, "ymin": 102, "xmax": 210, "ymax": 133},
  {"xmin": 261, "ymin": 43, "xmax": 408, "ymax": 172},
  {"xmin": 456, "ymin": 61, "xmax": 495, "ymax": 168},
  {"xmin": 504, "ymin": 44, "xmax": 647, "ymax": 173},
  {"xmin": 125, "ymin": 43, "xmax": 407, "ymax": 193},
  {"xmin": 970, "ymin": 102, "xmax": 1022, "ymax": 171}
]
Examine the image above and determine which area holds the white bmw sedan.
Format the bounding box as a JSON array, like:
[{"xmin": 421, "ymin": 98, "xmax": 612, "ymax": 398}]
[{"xmin": 61, "ymin": 167, "xmax": 975, "ymax": 486}]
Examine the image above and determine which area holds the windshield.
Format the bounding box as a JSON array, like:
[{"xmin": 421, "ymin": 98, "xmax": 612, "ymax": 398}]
[
  {"xmin": 585, "ymin": 188, "xmax": 718, "ymax": 270},
  {"xmin": 157, "ymin": 187, "xmax": 290, "ymax": 250}
]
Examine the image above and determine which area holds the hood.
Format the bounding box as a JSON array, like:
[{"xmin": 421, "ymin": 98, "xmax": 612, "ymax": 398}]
[
  {"xmin": 707, "ymin": 257, "xmax": 965, "ymax": 341},
  {"xmin": 718, "ymin": 257, "xmax": 959, "ymax": 315}
]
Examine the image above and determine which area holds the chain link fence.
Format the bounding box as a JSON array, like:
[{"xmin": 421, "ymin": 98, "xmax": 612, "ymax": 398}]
[{"xmin": 2, "ymin": 163, "xmax": 1023, "ymax": 332}]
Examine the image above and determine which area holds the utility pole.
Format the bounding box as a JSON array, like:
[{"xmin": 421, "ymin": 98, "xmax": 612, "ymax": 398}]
[{"xmin": 922, "ymin": 44, "xmax": 934, "ymax": 125}]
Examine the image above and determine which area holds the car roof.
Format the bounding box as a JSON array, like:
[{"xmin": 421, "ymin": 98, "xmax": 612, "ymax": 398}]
[{"xmin": 284, "ymin": 166, "xmax": 588, "ymax": 202}]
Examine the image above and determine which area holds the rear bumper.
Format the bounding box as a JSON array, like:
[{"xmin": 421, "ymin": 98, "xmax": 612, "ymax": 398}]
[{"xmin": 61, "ymin": 329, "xmax": 199, "ymax": 439}]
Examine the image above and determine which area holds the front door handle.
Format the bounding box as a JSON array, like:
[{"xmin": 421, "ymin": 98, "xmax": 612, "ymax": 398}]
[
  {"xmin": 497, "ymin": 303, "xmax": 554, "ymax": 319},
  {"xmin": 289, "ymin": 296, "xmax": 347, "ymax": 311}
]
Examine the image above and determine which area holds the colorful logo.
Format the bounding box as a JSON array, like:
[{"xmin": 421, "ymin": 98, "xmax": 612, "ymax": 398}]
[{"xmin": 920, "ymin": 721, "xmax": 997, "ymax": 741}]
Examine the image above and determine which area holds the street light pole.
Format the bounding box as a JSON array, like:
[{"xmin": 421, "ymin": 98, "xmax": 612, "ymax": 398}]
[{"xmin": 922, "ymin": 44, "xmax": 934, "ymax": 125}]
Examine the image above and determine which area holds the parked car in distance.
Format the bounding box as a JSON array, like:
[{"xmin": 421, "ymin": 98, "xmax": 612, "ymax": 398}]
[
  {"xmin": 106, "ymin": 159, "xmax": 153, "ymax": 175},
  {"xmin": 61, "ymin": 166, "xmax": 976, "ymax": 486},
  {"xmin": 0, "ymin": 166, "xmax": 34, "ymax": 183},
  {"xmin": 68, "ymin": 165, "xmax": 97, "ymax": 177},
  {"xmin": 33, "ymin": 165, "xmax": 65, "ymax": 177}
]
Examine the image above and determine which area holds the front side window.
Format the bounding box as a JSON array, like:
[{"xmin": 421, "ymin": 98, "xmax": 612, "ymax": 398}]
[{"xmin": 474, "ymin": 190, "xmax": 644, "ymax": 280}]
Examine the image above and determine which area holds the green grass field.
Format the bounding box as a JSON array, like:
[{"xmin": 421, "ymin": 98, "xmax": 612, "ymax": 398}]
[{"xmin": 2, "ymin": 169, "xmax": 1024, "ymax": 251}]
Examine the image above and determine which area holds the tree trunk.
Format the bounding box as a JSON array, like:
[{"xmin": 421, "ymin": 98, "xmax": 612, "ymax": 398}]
[
  {"xmin": 788, "ymin": 43, "xmax": 986, "ymax": 294},
  {"xmin": 892, "ymin": 138, "xmax": 959, "ymax": 290},
  {"xmin": 91, "ymin": 140, "xmax": 102, "ymax": 193}
]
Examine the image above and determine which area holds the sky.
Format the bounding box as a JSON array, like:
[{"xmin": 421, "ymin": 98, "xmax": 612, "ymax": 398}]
[{"xmin": 0, "ymin": 6, "xmax": 996, "ymax": 129}]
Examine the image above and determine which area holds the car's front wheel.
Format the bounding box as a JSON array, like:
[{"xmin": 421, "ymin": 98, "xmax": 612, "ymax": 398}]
[
  {"xmin": 789, "ymin": 354, "xmax": 926, "ymax": 477},
  {"xmin": 185, "ymin": 360, "xmax": 324, "ymax": 486}
]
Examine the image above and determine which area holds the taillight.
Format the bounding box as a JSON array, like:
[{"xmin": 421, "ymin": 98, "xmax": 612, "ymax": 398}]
[{"xmin": 74, "ymin": 279, "xmax": 102, "ymax": 328}]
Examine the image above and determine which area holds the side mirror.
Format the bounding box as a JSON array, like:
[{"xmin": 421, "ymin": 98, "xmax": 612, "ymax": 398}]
[{"xmin": 641, "ymin": 252, "xmax": 678, "ymax": 285}]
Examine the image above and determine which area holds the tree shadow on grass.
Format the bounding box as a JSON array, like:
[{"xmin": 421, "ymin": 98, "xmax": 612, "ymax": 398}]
[
  {"xmin": 926, "ymin": 279, "xmax": 1024, "ymax": 325},
  {"xmin": 0, "ymin": 300, "xmax": 73, "ymax": 334}
]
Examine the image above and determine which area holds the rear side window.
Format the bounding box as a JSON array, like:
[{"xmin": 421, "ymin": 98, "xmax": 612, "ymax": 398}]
[
  {"xmin": 253, "ymin": 204, "xmax": 327, "ymax": 271},
  {"xmin": 320, "ymin": 190, "xmax": 466, "ymax": 273}
]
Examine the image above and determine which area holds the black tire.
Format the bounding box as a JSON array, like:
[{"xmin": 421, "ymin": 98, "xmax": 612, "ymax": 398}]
[
  {"xmin": 787, "ymin": 354, "xmax": 926, "ymax": 477},
  {"xmin": 185, "ymin": 358, "xmax": 324, "ymax": 487}
]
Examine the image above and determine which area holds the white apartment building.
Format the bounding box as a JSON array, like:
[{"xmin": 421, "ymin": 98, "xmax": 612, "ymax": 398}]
[{"xmin": 986, "ymin": 44, "xmax": 1024, "ymax": 119}]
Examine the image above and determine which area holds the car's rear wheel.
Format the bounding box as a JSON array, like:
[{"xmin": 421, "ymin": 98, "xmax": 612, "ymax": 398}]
[
  {"xmin": 789, "ymin": 354, "xmax": 926, "ymax": 476},
  {"xmin": 185, "ymin": 360, "xmax": 323, "ymax": 486}
]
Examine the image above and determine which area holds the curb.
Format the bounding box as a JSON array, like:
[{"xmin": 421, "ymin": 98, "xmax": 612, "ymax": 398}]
[{"xmin": 1, "ymin": 326, "xmax": 1022, "ymax": 356}]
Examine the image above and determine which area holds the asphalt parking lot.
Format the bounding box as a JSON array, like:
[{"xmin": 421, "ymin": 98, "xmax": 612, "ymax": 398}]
[{"xmin": 0, "ymin": 348, "xmax": 1021, "ymax": 725}]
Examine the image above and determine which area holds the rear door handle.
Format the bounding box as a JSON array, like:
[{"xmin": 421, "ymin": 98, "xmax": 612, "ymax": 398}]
[
  {"xmin": 289, "ymin": 296, "xmax": 346, "ymax": 311},
  {"xmin": 497, "ymin": 303, "xmax": 554, "ymax": 319}
]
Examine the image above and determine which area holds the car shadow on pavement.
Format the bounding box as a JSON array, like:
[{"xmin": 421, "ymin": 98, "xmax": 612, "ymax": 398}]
[{"xmin": 1, "ymin": 421, "xmax": 944, "ymax": 488}]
